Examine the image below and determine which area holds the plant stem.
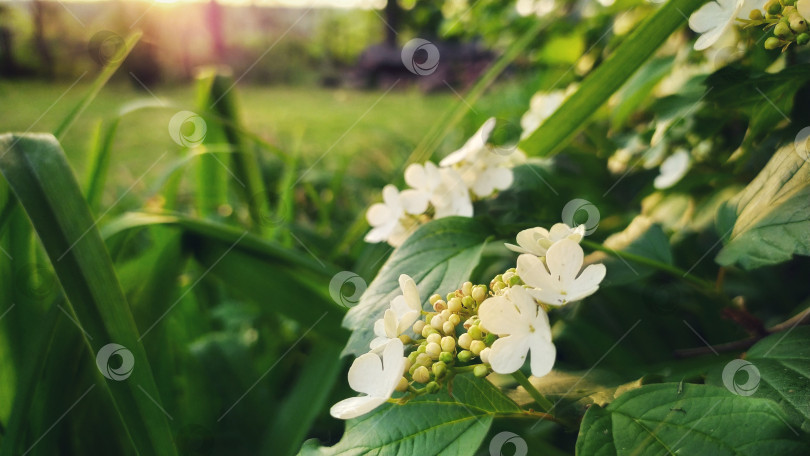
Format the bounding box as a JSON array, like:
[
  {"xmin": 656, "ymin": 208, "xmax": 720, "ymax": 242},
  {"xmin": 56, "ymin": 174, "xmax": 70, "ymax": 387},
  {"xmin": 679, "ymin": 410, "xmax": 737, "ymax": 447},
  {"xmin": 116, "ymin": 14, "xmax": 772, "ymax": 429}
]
[{"xmin": 511, "ymin": 371, "xmax": 555, "ymax": 414}]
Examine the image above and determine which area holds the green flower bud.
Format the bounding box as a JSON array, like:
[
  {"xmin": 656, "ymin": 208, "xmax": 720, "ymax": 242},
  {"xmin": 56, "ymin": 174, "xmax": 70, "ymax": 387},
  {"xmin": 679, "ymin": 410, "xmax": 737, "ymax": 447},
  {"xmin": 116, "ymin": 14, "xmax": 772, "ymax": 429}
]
[
  {"xmin": 426, "ymin": 342, "xmax": 442, "ymax": 360},
  {"xmin": 413, "ymin": 365, "xmax": 430, "ymax": 383},
  {"xmin": 399, "ymin": 334, "xmax": 412, "ymax": 345},
  {"xmin": 407, "ymin": 351, "xmax": 418, "ymax": 364},
  {"xmin": 403, "ymin": 357, "xmax": 413, "ymax": 374},
  {"xmin": 790, "ymin": 13, "xmax": 808, "ymax": 32},
  {"xmin": 396, "ymin": 376, "xmax": 409, "ymax": 392},
  {"xmin": 457, "ymin": 350, "xmax": 472, "ymax": 363},
  {"xmin": 468, "ymin": 325, "xmax": 483, "ymax": 340},
  {"xmin": 442, "ymin": 321, "xmax": 455, "ymax": 335},
  {"xmin": 461, "ymin": 281, "xmax": 473, "ymax": 296},
  {"xmin": 765, "ymin": 36, "xmax": 783, "ymax": 49},
  {"xmin": 439, "ymin": 351, "xmax": 453, "ymax": 363},
  {"xmin": 429, "ymin": 293, "xmax": 442, "ymax": 305},
  {"xmin": 446, "ymin": 292, "xmax": 456, "ymax": 302},
  {"xmin": 798, "ymin": 32, "xmax": 810, "ymax": 44},
  {"xmin": 448, "ymin": 314, "xmax": 461, "ymax": 326},
  {"xmin": 470, "ymin": 340, "xmax": 486, "ymax": 356},
  {"xmin": 490, "ymin": 275, "xmax": 504, "ymax": 289},
  {"xmin": 427, "ymin": 333, "xmax": 441, "ymax": 344},
  {"xmin": 492, "ymin": 282, "xmax": 505, "ymax": 294},
  {"xmin": 432, "ymin": 361, "xmax": 447, "ymax": 378},
  {"xmin": 416, "ymin": 344, "xmax": 427, "ymax": 354},
  {"xmin": 508, "ymin": 275, "xmax": 522, "ymax": 286},
  {"xmin": 785, "ymin": 0, "xmax": 796, "ymax": 4},
  {"xmin": 448, "ymin": 297, "xmax": 463, "ymax": 312},
  {"xmin": 775, "ymin": 21, "xmax": 793, "ymax": 38},
  {"xmin": 484, "ymin": 333, "xmax": 497, "ymax": 347},
  {"xmin": 413, "ymin": 320, "xmax": 426, "ymax": 334},
  {"xmin": 409, "ymin": 363, "xmax": 418, "ymax": 375},
  {"xmin": 422, "ymin": 325, "xmax": 436, "ymax": 338},
  {"xmin": 416, "ymin": 352, "xmax": 432, "ymax": 367},
  {"xmin": 502, "ymin": 271, "xmax": 515, "ymax": 284},
  {"xmin": 784, "ymin": 5, "xmax": 797, "ymax": 15},
  {"xmin": 426, "ymin": 381, "xmax": 440, "ymax": 393},
  {"xmin": 441, "ymin": 336, "xmax": 456, "ymax": 352},
  {"xmin": 458, "ymin": 333, "xmax": 472, "ymax": 350},
  {"xmin": 766, "ymin": 0, "xmax": 781, "ymax": 14},
  {"xmin": 430, "ymin": 314, "xmax": 445, "ymax": 331},
  {"xmin": 440, "ymin": 309, "xmax": 451, "ymax": 319},
  {"xmin": 433, "ymin": 299, "xmax": 447, "ymax": 312},
  {"xmin": 473, "ymin": 364, "xmax": 489, "ymax": 378},
  {"xmin": 749, "ymin": 8, "xmax": 764, "ymax": 19},
  {"xmin": 472, "ymin": 285, "xmax": 488, "ymax": 303},
  {"xmin": 425, "ymin": 313, "xmax": 434, "ymax": 324},
  {"xmin": 461, "ymin": 296, "xmax": 475, "ymax": 309}
]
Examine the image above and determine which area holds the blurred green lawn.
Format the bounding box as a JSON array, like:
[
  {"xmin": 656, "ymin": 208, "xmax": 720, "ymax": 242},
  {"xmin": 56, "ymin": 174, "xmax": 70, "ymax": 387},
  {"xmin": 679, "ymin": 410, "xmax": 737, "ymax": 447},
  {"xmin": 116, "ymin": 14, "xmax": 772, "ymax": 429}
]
[{"xmin": 0, "ymin": 80, "xmax": 458, "ymax": 191}]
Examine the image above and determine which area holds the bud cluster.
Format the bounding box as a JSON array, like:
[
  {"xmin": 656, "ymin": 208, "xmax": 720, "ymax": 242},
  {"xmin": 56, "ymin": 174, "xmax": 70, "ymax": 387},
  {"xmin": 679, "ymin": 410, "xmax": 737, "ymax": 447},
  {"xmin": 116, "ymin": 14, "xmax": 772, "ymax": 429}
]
[{"xmin": 744, "ymin": 0, "xmax": 810, "ymax": 50}]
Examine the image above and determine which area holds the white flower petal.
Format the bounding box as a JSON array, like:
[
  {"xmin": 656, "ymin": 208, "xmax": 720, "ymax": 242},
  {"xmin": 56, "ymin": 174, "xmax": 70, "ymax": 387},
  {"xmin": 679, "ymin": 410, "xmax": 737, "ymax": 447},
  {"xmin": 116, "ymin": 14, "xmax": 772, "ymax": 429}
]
[
  {"xmin": 347, "ymin": 352, "xmax": 385, "ymax": 396},
  {"xmin": 330, "ymin": 396, "xmax": 388, "ymax": 419},
  {"xmin": 545, "ymin": 239, "xmax": 584, "ymax": 285},
  {"xmin": 478, "ymin": 295, "xmax": 527, "ymax": 335},
  {"xmin": 366, "ymin": 203, "xmax": 393, "ymax": 227},
  {"xmin": 398, "ymin": 274, "xmax": 422, "ymax": 312},
  {"xmin": 799, "ymin": 0, "xmax": 810, "ymax": 19},
  {"xmin": 654, "ymin": 149, "xmax": 691, "ymax": 189},
  {"xmin": 528, "ymin": 336, "xmax": 556, "ymax": 378},
  {"xmin": 381, "ymin": 185, "xmax": 401, "ymax": 210},
  {"xmin": 399, "ymin": 189, "xmax": 429, "ymax": 215},
  {"xmin": 504, "ymin": 242, "xmax": 532, "ymax": 255},
  {"xmin": 404, "ymin": 163, "xmax": 428, "ymax": 190},
  {"xmin": 517, "ymin": 253, "xmax": 555, "ymax": 291},
  {"xmin": 380, "ymin": 338, "xmax": 407, "ymax": 396},
  {"xmin": 488, "ymin": 335, "xmax": 530, "ymax": 374}
]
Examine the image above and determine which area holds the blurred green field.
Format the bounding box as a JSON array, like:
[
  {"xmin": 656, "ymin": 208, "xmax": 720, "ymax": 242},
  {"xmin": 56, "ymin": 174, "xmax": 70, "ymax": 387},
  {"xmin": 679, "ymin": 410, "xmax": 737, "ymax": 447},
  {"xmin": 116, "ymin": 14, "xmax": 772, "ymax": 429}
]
[{"xmin": 0, "ymin": 80, "xmax": 459, "ymax": 190}]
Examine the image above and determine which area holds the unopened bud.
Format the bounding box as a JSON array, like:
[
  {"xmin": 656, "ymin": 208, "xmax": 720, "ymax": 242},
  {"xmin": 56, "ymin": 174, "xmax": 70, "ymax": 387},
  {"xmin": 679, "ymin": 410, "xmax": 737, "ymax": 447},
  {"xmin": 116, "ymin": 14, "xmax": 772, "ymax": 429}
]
[
  {"xmin": 503, "ymin": 271, "xmax": 515, "ymax": 284},
  {"xmin": 425, "ymin": 313, "xmax": 434, "ymax": 324},
  {"xmin": 442, "ymin": 321, "xmax": 455, "ymax": 335},
  {"xmin": 484, "ymin": 333, "xmax": 497, "ymax": 347},
  {"xmin": 426, "ymin": 381, "xmax": 440, "ymax": 393},
  {"xmin": 413, "ymin": 365, "xmax": 430, "ymax": 383},
  {"xmin": 480, "ymin": 347, "xmax": 491, "ymax": 365},
  {"xmin": 461, "ymin": 296, "xmax": 475, "ymax": 309},
  {"xmin": 749, "ymin": 8, "xmax": 764, "ymax": 19},
  {"xmin": 431, "ymin": 314, "xmax": 445, "ymax": 330},
  {"xmin": 441, "ymin": 336, "xmax": 456, "ymax": 352},
  {"xmin": 799, "ymin": 32, "xmax": 810, "ymax": 44},
  {"xmin": 448, "ymin": 297, "xmax": 462, "ymax": 312},
  {"xmin": 790, "ymin": 13, "xmax": 808, "ymax": 32},
  {"xmin": 396, "ymin": 376, "xmax": 409, "ymax": 392},
  {"xmin": 508, "ymin": 275, "xmax": 522, "ymax": 286},
  {"xmin": 448, "ymin": 314, "xmax": 461, "ymax": 326},
  {"xmin": 472, "ymin": 285, "xmax": 487, "ymax": 303},
  {"xmin": 461, "ymin": 281, "xmax": 473, "ymax": 296},
  {"xmin": 470, "ymin": 340, "xmax": 486, "ymax": 356},
  {"xmin": 468, "ymin": 325, "xmax": 483, "ymax": 340},
  {"xmin": 399, "ymin": 334, "xmax": 412, "ymax": 344},
  {"xmin": 765, "ymin": 37, "xmax": 783, "ymax": 49},
  {"xmin": 427, "ymin": 333, "xmax": 441, "ymax": 344},
  {"xmin": 408, "ymin": 351, "xmax": 418, "ymax": 363},
  {"xmin": 458, "ymin": 333, "xmax": 472, "ymax": 350},
  {"xmin": 492, "ymin": 282, "xmax": 505, "ymax": 294},
  {"xmin": 775, "ymin": 21, "xmax": 793, "ymax": 38},
  {"xmin": 473, "ymin": 364, "xmax": 489, "ymax": 378},
  {"xmin": 766, "ymin": 0, "xmax": 781, "ymax": 15},
  {"xmin": 457, "ymin": 350, "xmax": 472, "ymax": 363},
  {"xmin": 416, "ymin": 352, "xmax": 432, "ymax": 367},
  {"xmin": 413, "ymin": 320, "xmax": 426, "ymax": 334},
  {"xmin": 439, "ymin": 351, "xmax": 453, "ymax": 363},
  {"xmin": 432, "ymin": 361, "xmax": 447, "ymax": 378},
  {"xmin": 440, "ymin": 309, "xmax": 451, "ymax": 320},
  {"xmin": 422, "ymin": 325, "xmax": 436, "ymax": 338},
  {"xmin": 426, "ymin": 342, "xmax": 442, "ymax": 360},
  {"xmin": 403, "ymin": 357, "xmax": 413, "ymax": 374},
  {"xmin": 429, "ymin": 293, "xmax": 442, "ymax": 305}
]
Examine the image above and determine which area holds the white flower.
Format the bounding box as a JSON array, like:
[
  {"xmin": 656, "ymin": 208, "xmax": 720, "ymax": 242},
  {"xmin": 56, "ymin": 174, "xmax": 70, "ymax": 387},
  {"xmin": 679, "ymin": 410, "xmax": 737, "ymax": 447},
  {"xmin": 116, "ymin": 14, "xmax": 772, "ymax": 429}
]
[
  {"xmin": 517, "ymin": 239, "xmax": 606, "ymax": 306},
  {"xmin": 654, "ymin": 149, "xmax": 691, "ymax": 189},
  {"xmin": 520, "ymin": 85, "xmax": 577, "ymax": 139},
  {"xmin": 404, "ymin": 162, "xmax": 473, "ymax": 218},
  {"xmin": 505, "ymin": 223, "xmax": 585, "ymax": 257},
  {"xmin": 478, "ymin": 286, "xmax": 556, "ymax": 377},
  {"xmin": 440, "ymin": 118, "xmax": 523, "ymax": 198},
  {"xmin": 515, "ymin": 0, "xmax": 556, "ymax": 17},
  {"xmin": 687, "ymin": 0, "xmax": 763, "ymax": 51},
  {"xmin": 370, "ymin": 275, "xmax": 422, "ymax": 350},
  {"xmin": 799, "ymin": 0, "xmax": 810, "ymax": 20},
  {"xmin": 365, "ymin": 184, "xmax": 428, "ymax": 246},
  {"xmin": 330, "ymin": 339, "xmax": 406, "ymax": 420}
]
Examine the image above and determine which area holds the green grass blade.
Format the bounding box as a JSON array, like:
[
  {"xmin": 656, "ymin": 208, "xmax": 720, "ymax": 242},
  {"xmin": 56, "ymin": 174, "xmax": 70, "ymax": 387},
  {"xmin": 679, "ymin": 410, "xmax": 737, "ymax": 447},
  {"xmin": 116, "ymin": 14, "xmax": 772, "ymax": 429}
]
[
  {"xmin": 519, "ymin": 0, "xmax": 705, "ymax": 157},
  {"xmin": 53, "ymin": 31, "xmax": 142, "ymax": 140},
  {"xmin": 84, "ymin": 118, "xmax": 120, "ymax": 212},
  {"xmin": 0, "ymin": 133, "xmax": 177, "ymax": 455}
]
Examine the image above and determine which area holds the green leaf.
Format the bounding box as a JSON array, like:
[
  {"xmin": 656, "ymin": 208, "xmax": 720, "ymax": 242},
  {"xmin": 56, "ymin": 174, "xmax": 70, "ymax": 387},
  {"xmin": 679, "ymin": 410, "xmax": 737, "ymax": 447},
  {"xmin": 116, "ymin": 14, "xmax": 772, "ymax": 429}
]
[
  {"xmin": 0, "ymin": 134, "xmax": 177, "ymax": 455},
  {"xmin": 706, "ymin": 327, "xmax": 810, "ymax": 432},
  {"xmin": 576, "ymin": 383, "xmax": 808, "ymax": 455},
  {"xmin": 715, "ymin": 144, "xmax": 810, "ymax": 269},
  {"xmin": 520, "ymin": 0, "xmax": 706, "ymax": 157},
  {"xmin": 610, "ymin": 56, "xmax": 675, "ymax": 129},
  {"xmin": 342, "ymin": 217, "xmax": 489, "ymax": 356},
  {"xmin": 300, "ymin": 375, "xmax": 520, "ymax": 456}
]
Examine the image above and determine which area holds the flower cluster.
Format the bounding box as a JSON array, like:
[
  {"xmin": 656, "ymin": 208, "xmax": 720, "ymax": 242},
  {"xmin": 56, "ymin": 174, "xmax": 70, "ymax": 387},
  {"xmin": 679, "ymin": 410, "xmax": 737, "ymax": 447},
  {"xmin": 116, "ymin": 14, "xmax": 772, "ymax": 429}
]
[
  {"xmin": 331, "ymin": 222, "xmax": 606, "ymax": 420},
  {"xmin": 365, "ymin": 118, "xmax": 525, "ymax": 247},
  {"xmin": 688, "ymin": 0, "xmax": 810, "ymax": 52}
]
